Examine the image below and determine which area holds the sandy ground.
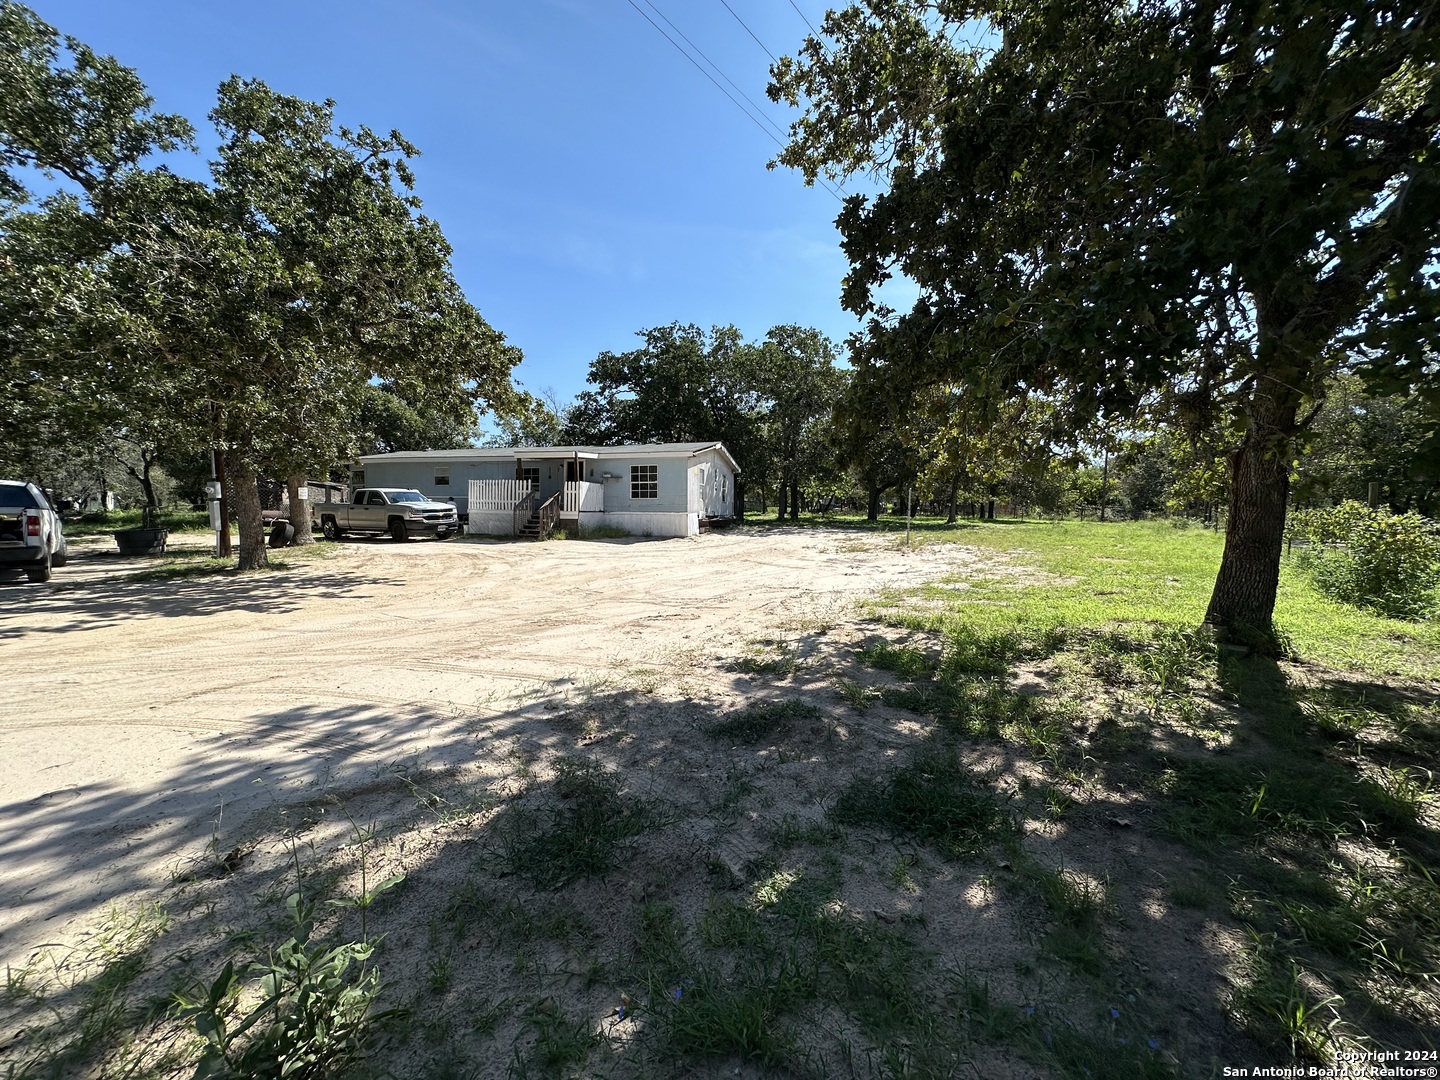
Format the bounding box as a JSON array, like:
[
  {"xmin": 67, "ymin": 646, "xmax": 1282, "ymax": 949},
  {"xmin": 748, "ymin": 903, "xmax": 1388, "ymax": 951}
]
[{"xmin": 0, "ymin": 528, "xmax": 986, "ymax": 970}]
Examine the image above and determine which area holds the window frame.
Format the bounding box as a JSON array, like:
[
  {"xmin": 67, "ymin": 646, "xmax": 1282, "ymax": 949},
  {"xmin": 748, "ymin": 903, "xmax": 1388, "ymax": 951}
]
[
  {"xmin": 630, "ymin": 464, "xmax": 658, "ymax": 500},
  {"xmin": 434, "ymin": 466, "xmax": 450, "ymax": 487}
]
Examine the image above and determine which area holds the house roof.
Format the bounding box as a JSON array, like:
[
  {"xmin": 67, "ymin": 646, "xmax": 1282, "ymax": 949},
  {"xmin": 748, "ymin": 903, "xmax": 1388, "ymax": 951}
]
[{"xmin": 356, "ymin": 441, "xmax": 742, "ymax": 473}]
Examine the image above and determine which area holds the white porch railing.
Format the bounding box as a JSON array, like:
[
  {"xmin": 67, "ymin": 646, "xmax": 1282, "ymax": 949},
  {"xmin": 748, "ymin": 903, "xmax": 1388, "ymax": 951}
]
[
  {"xmin": 469, "ymin": 479, "xmax": 532, "ymax": 511},
  {"xmin": 562, "ymin": 481, "xmax": 604, "ymax": 516}
]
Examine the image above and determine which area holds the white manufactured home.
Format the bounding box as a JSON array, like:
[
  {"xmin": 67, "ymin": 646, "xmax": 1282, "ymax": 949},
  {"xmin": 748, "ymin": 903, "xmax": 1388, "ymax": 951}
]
[{"xmin": 349, "ymin": 442, "xmax": 739, "ymax": 538}]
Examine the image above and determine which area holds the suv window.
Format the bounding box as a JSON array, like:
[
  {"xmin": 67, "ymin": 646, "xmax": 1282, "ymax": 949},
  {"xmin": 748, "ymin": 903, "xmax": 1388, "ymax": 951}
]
[{"xmin": 0, "ymin": 484, "xmax": 40, "ymax": 509}]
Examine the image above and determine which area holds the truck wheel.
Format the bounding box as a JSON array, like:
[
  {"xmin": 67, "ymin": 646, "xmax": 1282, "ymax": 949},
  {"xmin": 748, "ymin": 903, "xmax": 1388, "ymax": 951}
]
[
  {"xmin": 390, "ymin": 518, "xmax": 409, "ymax": 543},
  {"xmin": 322, "ymin": 517, "xmax": 342, "ymax": 541},
  {"xmin": 26, "ymin": 553, "xmax": 51, "ymax": 583},
  {"xmin": 52, "ymin": 545, "xmax": 67, "ymax": 568}
]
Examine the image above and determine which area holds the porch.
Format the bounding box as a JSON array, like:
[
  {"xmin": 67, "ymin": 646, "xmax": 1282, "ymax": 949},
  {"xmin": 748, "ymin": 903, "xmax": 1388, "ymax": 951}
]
[{"xmin": 466, "ymin": 479, "xmax": 604, "ymax": 538}]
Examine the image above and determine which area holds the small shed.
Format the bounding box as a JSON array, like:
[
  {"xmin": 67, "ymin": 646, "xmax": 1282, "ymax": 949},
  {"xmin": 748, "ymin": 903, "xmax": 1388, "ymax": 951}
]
[{"xmin": 350, "ymin": 442, "xmax": 739, "ymax": 537}]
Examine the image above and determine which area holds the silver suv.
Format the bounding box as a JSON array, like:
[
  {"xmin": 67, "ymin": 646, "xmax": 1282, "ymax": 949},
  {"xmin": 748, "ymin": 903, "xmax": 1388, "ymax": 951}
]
[{"xmin": 0, "ymin": 481, "xmax": 68, "ymax": 582}]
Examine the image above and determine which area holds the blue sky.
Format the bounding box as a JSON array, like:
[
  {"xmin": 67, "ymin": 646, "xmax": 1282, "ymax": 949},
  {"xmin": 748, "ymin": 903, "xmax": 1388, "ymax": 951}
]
[{"xmin": 36, "ymin": 0, "xmax": 873, "ymax": 410}]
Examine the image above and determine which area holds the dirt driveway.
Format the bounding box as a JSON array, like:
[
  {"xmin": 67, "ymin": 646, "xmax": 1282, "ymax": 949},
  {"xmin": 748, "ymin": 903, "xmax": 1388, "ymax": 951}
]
[{"xmin": 0, "ymin": 528, "xmax": 983, "ymax": 966}]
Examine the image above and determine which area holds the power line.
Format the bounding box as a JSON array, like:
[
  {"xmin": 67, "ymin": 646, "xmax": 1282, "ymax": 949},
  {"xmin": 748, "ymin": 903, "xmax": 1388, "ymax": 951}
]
[
  {"xmin": 787, "ymin": 0, "xmax": 819, "ymax": 38},
  {"xmin": 622, "ymin": 0, "xmax": 846, "ymax": 203},
  {"xmin": 641, "ymin": 0, "xmax": 787, "ymax": 143},
  {"xmin": 717, "ymin": 0, "xmax": 776, "ymax": 63}
]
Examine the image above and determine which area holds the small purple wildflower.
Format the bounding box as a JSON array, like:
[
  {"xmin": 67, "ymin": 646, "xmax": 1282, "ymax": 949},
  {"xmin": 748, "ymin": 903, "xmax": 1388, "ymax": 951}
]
[
  {"xmin": 1109, "ymin": 1006, "xmax": 1121, "ymax": 1020},
  {"xmin": 1147, "ymin": 1037, "xmax": 1161, "ymax": 1051}
]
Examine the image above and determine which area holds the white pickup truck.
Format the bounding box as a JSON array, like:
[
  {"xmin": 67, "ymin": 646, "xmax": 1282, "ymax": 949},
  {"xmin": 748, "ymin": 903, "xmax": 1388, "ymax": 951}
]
[
  {"xmin": 0, "ymin": 480, "xmax": 68, "ymax": 582},
  {"xmin": 312, "ymin": 488, "xmax": 459, "ymax": 542}
]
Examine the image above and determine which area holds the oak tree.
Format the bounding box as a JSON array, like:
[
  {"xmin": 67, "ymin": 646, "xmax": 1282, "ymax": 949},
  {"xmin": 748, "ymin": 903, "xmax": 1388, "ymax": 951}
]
[{"xmin": 772, "ymin": 0, "xmax": 1440, "ymax": 635}]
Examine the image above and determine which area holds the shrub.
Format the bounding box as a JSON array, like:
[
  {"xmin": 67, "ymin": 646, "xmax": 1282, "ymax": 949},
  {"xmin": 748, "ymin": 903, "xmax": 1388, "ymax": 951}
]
[
  {"xmin": 177, "ymin": 894, "xmax": 393, "ymax": 1080},
  {"xmin": 1288, "ymin": 502, "xmax": 1440, "ymax": 619}
]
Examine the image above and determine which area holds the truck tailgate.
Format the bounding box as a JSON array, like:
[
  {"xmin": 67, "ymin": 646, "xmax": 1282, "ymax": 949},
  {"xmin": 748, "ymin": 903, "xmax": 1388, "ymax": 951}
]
[{"xmin": 0, "ymin": 511, "xmax": 26, "ymax": 547}]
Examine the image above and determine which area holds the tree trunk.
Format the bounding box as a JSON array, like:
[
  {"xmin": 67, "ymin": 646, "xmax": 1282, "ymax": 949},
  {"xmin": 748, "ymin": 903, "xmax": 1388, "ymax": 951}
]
[
  {"xmin": 287, "ymin": 474, "xmax": 315, "ymax": 546},
  {"xmin": 789, "ymin": 477, "xmax": 799, "ymax": 521},
  {"xmin": 987, "ymin": 499, "xmax": 996, "ymax": 520},
  {"xmin": 866, "ymin": 482, "xmax": 881, "ymax": 522},
  {"xmin": 229, "ymin": 459, "xmax": 268, "ymax": 571},
  {"xmin": 139, "ymin": 453, "xmax": 159, "ymax": 521},
  {"xmin": 776, "ymin": 478, "xmax": 788, "ymax": 521},
  {"xmin": 734, "ymin": 478, "xmax": 746, "ymax": 522},
  {"xmin": 1099, "ymin": 448, "xmax": 1109, "ymax": 522},
  {"xmin": 946, "ymin": 474, "xmax": 959, "ymax": 524},
  {"xmin": 1204, "ymin": 393, "xmax": 1298, "ymax": 635}
]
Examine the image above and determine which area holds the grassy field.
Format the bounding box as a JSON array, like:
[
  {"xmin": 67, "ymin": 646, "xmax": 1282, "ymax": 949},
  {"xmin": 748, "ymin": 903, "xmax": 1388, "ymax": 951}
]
[
  {"xmin": 853, "ymin": 516, "xmax": 1440, "ymax": 678},
  {"xmin": 63, "ymin": 508, "xmax": 213, "ymax": 538},
  {"xmin": 5, "ymin": 517, "xmax": 1436, "ymax": 1079}
]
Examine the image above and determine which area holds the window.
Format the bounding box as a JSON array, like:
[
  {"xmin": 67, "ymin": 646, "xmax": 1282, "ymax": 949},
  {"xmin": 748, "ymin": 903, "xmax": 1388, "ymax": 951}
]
[
  {"xmin": 521, "ymin": 467, "xmax": 540, "ymax": 491},
  {"xmin": 366, "ymin": 491, "xmax": 386, "ymax": 506},
  {"xmin": 351, "ymin": 470, "xmax": 365, "ymax": 487},
  {"xmin": 434, "ymin": 467, "xmax": 450, "ymax": 487},
  {"xmin": 0, "ymin": 483, "xmax": 39, "ymax": 509},
  {"xmin": 631, "ymin": 464, "xmax": 658, "ymax": 500}
]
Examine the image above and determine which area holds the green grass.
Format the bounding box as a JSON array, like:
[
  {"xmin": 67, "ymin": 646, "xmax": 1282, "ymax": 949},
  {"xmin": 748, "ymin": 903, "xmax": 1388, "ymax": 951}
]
[
  {"xmin": 28, "ymin": 514, "xmax": 1438, "ymax": 1078},
  {"xmin": 0, "ymin": 904, "xmax": 182, "ymax": 1079},
  {"xmin": 112, "ymin": 542, "xmax": 334, "ymax": 582},
  {"xmin": 857, "ymin": 518, "xmax": 1440, "ymax": 679},
  {"xmin": 705, "ymin": 699, "xmax": 819, "ymax": 744},
  {"xmin": 769, "ymin": 514, "xmax": 1440, "ymax": 1059},
  {"xmin": 486, "ymin": 756, "xmax": 656, "ymax": 890},
  {"xmin": 831, "ymin": 746, "xmax": 1013, "ymax": 859},
  {"xmin": 63, "ymin": 508, "xmax": 212, "ymax": 537}
]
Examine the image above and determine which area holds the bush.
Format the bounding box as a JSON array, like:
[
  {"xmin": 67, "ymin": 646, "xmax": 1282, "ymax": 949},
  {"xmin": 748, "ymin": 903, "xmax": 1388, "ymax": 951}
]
[{"xmin": 1288, "ymin": 502, "xmax": 1440, "ymax": 619}]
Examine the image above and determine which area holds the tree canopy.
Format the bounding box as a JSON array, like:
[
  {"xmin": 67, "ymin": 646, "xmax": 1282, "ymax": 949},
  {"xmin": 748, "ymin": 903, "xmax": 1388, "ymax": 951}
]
[
  {"xmin": 1, "ymin": 3, "xmax": 518, "ymax": 566},
  {"xmin": 771, "ymin": 0, "xmax": 1440, "ymax": 635},
  {"xmin": 560, "ymin": 323, "xmax": 848, "ymax": 518}
]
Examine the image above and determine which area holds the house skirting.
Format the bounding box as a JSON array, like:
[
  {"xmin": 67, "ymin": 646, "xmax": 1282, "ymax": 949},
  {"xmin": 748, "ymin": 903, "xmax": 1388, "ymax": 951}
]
[
  {"xmin": 467, "ymin": 510, "xmax": 516, "ymax": 535},
  {"xmin": 601, "ymin": 512, "xmax": 698, "ymax": 537},
  {"xmin": 465, "ymin": 510, "xmax": 698, "ymax": 538}
]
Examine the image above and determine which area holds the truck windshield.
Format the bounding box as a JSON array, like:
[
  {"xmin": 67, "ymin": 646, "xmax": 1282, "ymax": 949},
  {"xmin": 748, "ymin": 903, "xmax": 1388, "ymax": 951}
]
[{"xmin": 386, "ymin": 491, "xmax": 427, "ymax": 502}]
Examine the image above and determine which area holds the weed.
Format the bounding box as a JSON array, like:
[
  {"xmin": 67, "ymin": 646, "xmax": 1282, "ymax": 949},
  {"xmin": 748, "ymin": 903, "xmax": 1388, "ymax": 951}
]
[
  {"xmin": 706, "ymin": 699, "xmax": 818, "ymax": 744},
  {"xmin": 176, "ymin": 892, "xmax": 397, "ymax": 1080},
  {"xmin": 729, "ymin": 639, "xmax": 805, "ymax": 678},
  {"xmin": 1042, "ymin": 786, "xmax": 1073, "ymax": 822},
  {"xmin": 887, "ymin": 854, "xmax": 922, "ymax": 894},
  {"xmin": 858, "ymin": 640, "xmax": 937, "ymax": 679},
  {"xmin": 488, "ymin": 755, "xmax": 654, "ymax": 889},
  {"xmin": 832, "ymin": 747, "xmax": 1012, "ymax": 858},
  {"xmin": 763, "ymin": 814, "xmax": 842, "ymax": 849},
  {"xmin": 1230, "ymin": 933, "xmax": 1349, "ymax": 1062},
  {"xmin": 519, "ymin": 1003, "xmax": 600, "ymax": 1075},
  {"xmin": 426, "ymin": 952, "xmax": 453, "ymax": 996},
  {"xmin": 0, "ymin": 903, "xmax": 172, "ymax": 1077},
  {"xmin": 835, "ymin": 677, "xmax": 880, "ymax": 710},
  {"xmin": 941, "ymin": 625, "xmax": 1026, "ymax": 678},
  {"xmin": 712, "ymin": 764, "xmax": 755, "ymax": 817},
  {"xmin": 1168, "ymin": 875, "xmax": 1219, "ymax": 910}
]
